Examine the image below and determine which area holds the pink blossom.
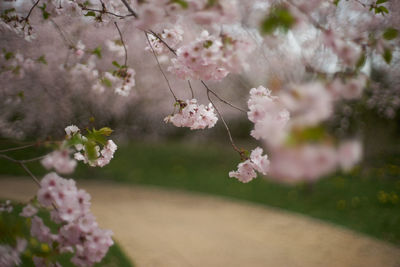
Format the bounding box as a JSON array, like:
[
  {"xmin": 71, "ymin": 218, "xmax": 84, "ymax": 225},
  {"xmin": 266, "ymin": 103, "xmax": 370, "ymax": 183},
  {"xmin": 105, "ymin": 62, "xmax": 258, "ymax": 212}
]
[
  {"xmin": 41, "ymin": 149, "xmax": 77, "ymax": 174},
  {"xmin": 247, "ymin": 86, "xmax": 290, "ymax": 146},
  {"xmin": 164, "ymin": 99, "xmax": 218, "ymax": 130},
  {"xmin": 229, "ymin": 147, "xmax": 270, "ymax": 183},
  {"xmin": 20, "ymin": 204, "xmax": 38, "ymax": 217},
  {"xmin": 338, "ymin": 140, "xmax": 362, "ymax": 171}
]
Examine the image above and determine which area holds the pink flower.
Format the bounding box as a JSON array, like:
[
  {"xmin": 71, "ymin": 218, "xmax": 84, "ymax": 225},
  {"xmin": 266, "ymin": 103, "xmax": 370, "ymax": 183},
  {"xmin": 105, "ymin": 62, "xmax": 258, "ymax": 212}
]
[
  {"xmin": 229, "ymin": 147, "xmax": 270, "ymax": 183},
  {"xmin": 20, "ymin": 204, "xmax": 38, "ymax": 217},
  {"xmin": 338, "ymin": 140, "xmax": 362, "ymax": 171},
  {"xmin": 248, "ymin": 86, "xmax": 290, "ymax": 146},
  {"xmin": 165, "ymin": 99, "xmax": 218, "ymax": 130}
]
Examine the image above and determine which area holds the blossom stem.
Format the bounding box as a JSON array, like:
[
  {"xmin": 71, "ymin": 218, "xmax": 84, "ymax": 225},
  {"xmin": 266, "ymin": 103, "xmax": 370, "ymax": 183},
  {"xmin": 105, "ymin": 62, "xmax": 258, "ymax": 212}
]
[
  {"xmin": 206, "ymin": 89, "xmax": 241, "ymax": 154},
  {"xmin": 114, "ymin": 22, "xmax": 128, "ymax": 67},
  {"xmin": 201, "ymin": 81, "xmax": 247, "ymax": 113},
  {"xmin": 144, "ymin": 32, "xmax": 178, "ymax": 102}
]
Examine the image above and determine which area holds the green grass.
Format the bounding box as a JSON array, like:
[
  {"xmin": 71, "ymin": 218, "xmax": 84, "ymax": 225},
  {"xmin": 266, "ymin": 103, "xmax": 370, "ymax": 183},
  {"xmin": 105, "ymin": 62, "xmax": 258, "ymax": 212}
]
[
  {"xmin": 0, "ymin": 201, "xmax": 133, "ymax": 267},
  {"xmin": 1, "ymin": 140, "xmax": 400, "ymax": 246}
]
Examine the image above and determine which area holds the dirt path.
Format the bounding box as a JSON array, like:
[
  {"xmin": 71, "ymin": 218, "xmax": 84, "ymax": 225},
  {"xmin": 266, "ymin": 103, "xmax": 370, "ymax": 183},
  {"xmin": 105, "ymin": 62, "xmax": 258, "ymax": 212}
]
[{"xmin": 1, "ymin": 177, "xmax": 399, "ymax": 267}]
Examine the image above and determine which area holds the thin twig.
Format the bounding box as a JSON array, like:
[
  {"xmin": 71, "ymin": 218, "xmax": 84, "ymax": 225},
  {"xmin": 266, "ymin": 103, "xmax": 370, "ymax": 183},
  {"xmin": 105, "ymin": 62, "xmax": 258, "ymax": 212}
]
[
  {"xmin": 147, "ymin": 30, "xmax": 177, "ymax": 56},
  {"xmin": 82, "ymin": 7, "xmax": 133, "ymax": 18},
  {"xmin": 119, "ymin": 0, "xmax": 138, "ymax": 18},
  {"xmin": 144, "ymin": 32, "xmax": 178, "ymax": 102},
  {"xmin": 0, "ymin": 143, "xmax": 36, "ymax": 153},
  {"xmin": 24, "ymin": 0, "xmax": 41, "ymax": 22},
  {"xmin": 50, "ymin": 19, "xmax": 74, "ymax": 48},
  {"xmin": 187, "ymin": 80, "xmax": 194, "ymax": 99},
  {"xmin": 114, "ymin": 22, "xmax": 128, "ymax": 66},
  {"xmin": 201, "ymin": 81, "xmax": 247, "ymax": 113},
  {"xmin": 19, "ymin": 162, "xmax": 41, "ymax": 187},
  {"xmin": 206, "ymin": 90, "xmax": 241, "ymax": 154}
]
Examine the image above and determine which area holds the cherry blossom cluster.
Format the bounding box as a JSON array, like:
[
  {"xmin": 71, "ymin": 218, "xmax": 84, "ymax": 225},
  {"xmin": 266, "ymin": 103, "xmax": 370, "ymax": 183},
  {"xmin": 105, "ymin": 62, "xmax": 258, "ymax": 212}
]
[
  {"xmin": 1, "ymin": 50, "xmax": 36, "ymax": 79},
  {"xmin": 0, "ymin": 200, "xmax": 13, "ymax": 213},
  {"xmin": 164, "ymin": 99, "xmax": 218, "ymax": 130},
  {"xmin": 133, "ymin": 0, "xmax": 239, "ymax": 28},
  {"xmin": 0, "ymin": 238, "xmax": 27, "ymax": 267},
  {"xmin": 41, "ymin": 149, "xmax": 77, "ymax": 175},
  {"xmin": 229, "ymin": 147, "xmax": 270, "ymax": 183},
  {"xmin": 146, "ymin": 26, "xmax": 184, "ymax": 56},
  {"xmin": 25, "ymin": 172, "xmax": 114, "ymax": 267},
  {"xmin": 169, "ymin": 31, "xmax": 254, "ymax": 81},
  {"xmin": 68, "ymin": 44, "xmax": 136, "ymax": 96},
  {"xmin": 64, "ymin": 125, "xmax": 118, "ymax": 168},
  {"xmin": 247, "ymin": 86, "xmax": 290, "ymax": 146},
  {"xmin": 269, "ymin": 140, "xmax": 362, "ymax": 183}
]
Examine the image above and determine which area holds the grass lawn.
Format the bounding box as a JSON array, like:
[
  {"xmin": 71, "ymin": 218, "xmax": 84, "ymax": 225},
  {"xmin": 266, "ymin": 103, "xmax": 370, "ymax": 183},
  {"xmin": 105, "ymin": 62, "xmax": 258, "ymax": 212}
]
[{"xmin": 1, "ymin": 139, "xmax": 400, "ymax": 246}]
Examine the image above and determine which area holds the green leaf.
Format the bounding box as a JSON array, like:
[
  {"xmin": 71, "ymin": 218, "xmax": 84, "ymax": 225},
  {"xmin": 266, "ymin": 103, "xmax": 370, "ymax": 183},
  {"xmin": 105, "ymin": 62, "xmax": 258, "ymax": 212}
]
[
  {"xmin": 4, "ymin": 8, "xmax": 16, "ymax": 15},
  {"xmin": 376, "ymin": 0, "xmax": 388, "ymax": 4},
  {"xmin": 87, "ymin": 129, "xmax": 107, "ymax": 146},
  {"xmin": 383, "ymin": 27, "xmax": 398, "ymax": 40},
  {"xmin": 92, "ymin": 46, "xmax": 102, "ymax": 59},
  {"xmin": 171, "ymin": 0, "xmax": 188, "ymax": 9},
  {"xmin": 206, "ymin": 0, "xmax": 217, "ymax": 8},
  {"xmin": 101, "ymin": 77, "xmax": 112, "ymax": 88},
  {"xmin": 66, "ymin": 133, "xmax": 84, "ymax": 146},
  {"xmin": 356, "ymin": 53, "xmax": 366, "ymax": 69},
  {"xmin": 203, "ymin": 40, "xmax": 213, "ymax": 48},
  {"xmin": 36, "ymin": 55, "xmax": 47, "ymax": 64},
  {"xmin": 85, "ymin": 11, "xmax": 96, "ymax": 17},
  {"xmin": 84, "ymin": 141, "xmax": 98, "ymax": 161},
  {"xmin": 333, "ymin": 0, "xmax": 340, "ymax": 6},
  {"xmin": 377, "ymin": 6, "xmax": 389, "ymax": 14},
  {"xmin": 39, "ymin": 4, "xmax": 50, "ymax": 19},
  {"xmin": 4, "ymin": 51, "xmax": 14, "ymax": 60},
  {"xmin": 260, "ymin": 6, "xmax": 295, "ymax": 35},
  {"xmin": 112, "ymin": 61, "xmax": 121, "ymax": 68},
  {"xmin": 17, "ymin": 91, "xmax": 24, "ymax": 99},
  {"xmin": 98, "ymin": 127, "xmax": 113, "ymax": 136},
  {"xmin": 383, "ymin": 48, "xmax": 392, "ymax": 64}
]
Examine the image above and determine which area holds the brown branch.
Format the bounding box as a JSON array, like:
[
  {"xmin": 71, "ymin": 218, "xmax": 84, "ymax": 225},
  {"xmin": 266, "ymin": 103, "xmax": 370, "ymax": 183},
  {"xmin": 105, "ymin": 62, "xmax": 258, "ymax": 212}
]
[
  {"xmin": 119, "ymin": 0, "xmax": 138, "ymax": 18},
  {"xmin": 0, "ymin": 143, "xmax": 36, "ymax": 153},
  {"xmin": 24, "ymin": 0, "xmax": 41, "ymax": 22},
  {"xmin": 201, "ymin": 81, "xmax": 247, "ymax": 113},
  {"xmin": 82, "ymin": 7, "xmax": 133, "ymax": 18}
]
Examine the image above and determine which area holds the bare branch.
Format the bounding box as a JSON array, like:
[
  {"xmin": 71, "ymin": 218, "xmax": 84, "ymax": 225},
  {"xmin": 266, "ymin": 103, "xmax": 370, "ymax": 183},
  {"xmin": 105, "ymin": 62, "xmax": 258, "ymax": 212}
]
[{"xmin": 119, "ymin": 0, "xmax": 138, "ymax": 18}]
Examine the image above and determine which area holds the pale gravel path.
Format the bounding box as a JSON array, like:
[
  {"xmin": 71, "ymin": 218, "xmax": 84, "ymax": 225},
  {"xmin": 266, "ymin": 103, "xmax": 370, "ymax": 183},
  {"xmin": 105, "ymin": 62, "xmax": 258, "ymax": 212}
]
[{"xmin": 1, "ymin": 177, "xmax": 400, "ymax": 267}]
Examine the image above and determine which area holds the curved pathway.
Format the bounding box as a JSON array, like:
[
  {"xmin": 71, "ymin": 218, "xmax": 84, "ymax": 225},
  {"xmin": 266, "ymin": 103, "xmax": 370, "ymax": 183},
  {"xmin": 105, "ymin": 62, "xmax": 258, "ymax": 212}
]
[{"xmin": 0, "ymin": 177, "xmax": 399, "ymax": 267}]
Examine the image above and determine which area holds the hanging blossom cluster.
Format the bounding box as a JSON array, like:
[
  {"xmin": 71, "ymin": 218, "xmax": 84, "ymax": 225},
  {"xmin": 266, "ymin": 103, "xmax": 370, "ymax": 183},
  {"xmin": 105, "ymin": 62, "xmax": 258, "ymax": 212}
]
[
  {"xmin": 25, "ymin": 172, "xmax": 114, "ymax": 267},
  {"xmin": 169, "ymin": 31, "xmax": 255, "ymax": 81},
  {"xmin": 164, "ymin": 99, "xmax": 218, "ymax": 130},
  {"xmin": 68, "ymin": 41, "xmax": 136, "ymax": 97},
  {"xmin": 247, "ymin": 86, "xmax": 290, "ymax": 146},
  {"xmin": 269, "ymin": 141, "xmax": 362, "ymax": 184},
  {"xmin": 41, "ymin": 148, "xmax": 77, "ymax": 175},
  {"xmin": 229, "ymin": 147, "xmax": 270, "ymax": 183},
  {"xmin": 64, "ymin": 125, "xmax": 118, "ymax": 168}
]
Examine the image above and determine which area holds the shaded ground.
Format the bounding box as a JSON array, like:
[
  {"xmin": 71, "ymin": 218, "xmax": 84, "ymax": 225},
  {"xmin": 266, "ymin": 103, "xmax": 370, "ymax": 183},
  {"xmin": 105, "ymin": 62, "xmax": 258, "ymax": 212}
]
[{"xmin": 1, "ymin": 177, "xmax": 399, "ymax": 267}]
